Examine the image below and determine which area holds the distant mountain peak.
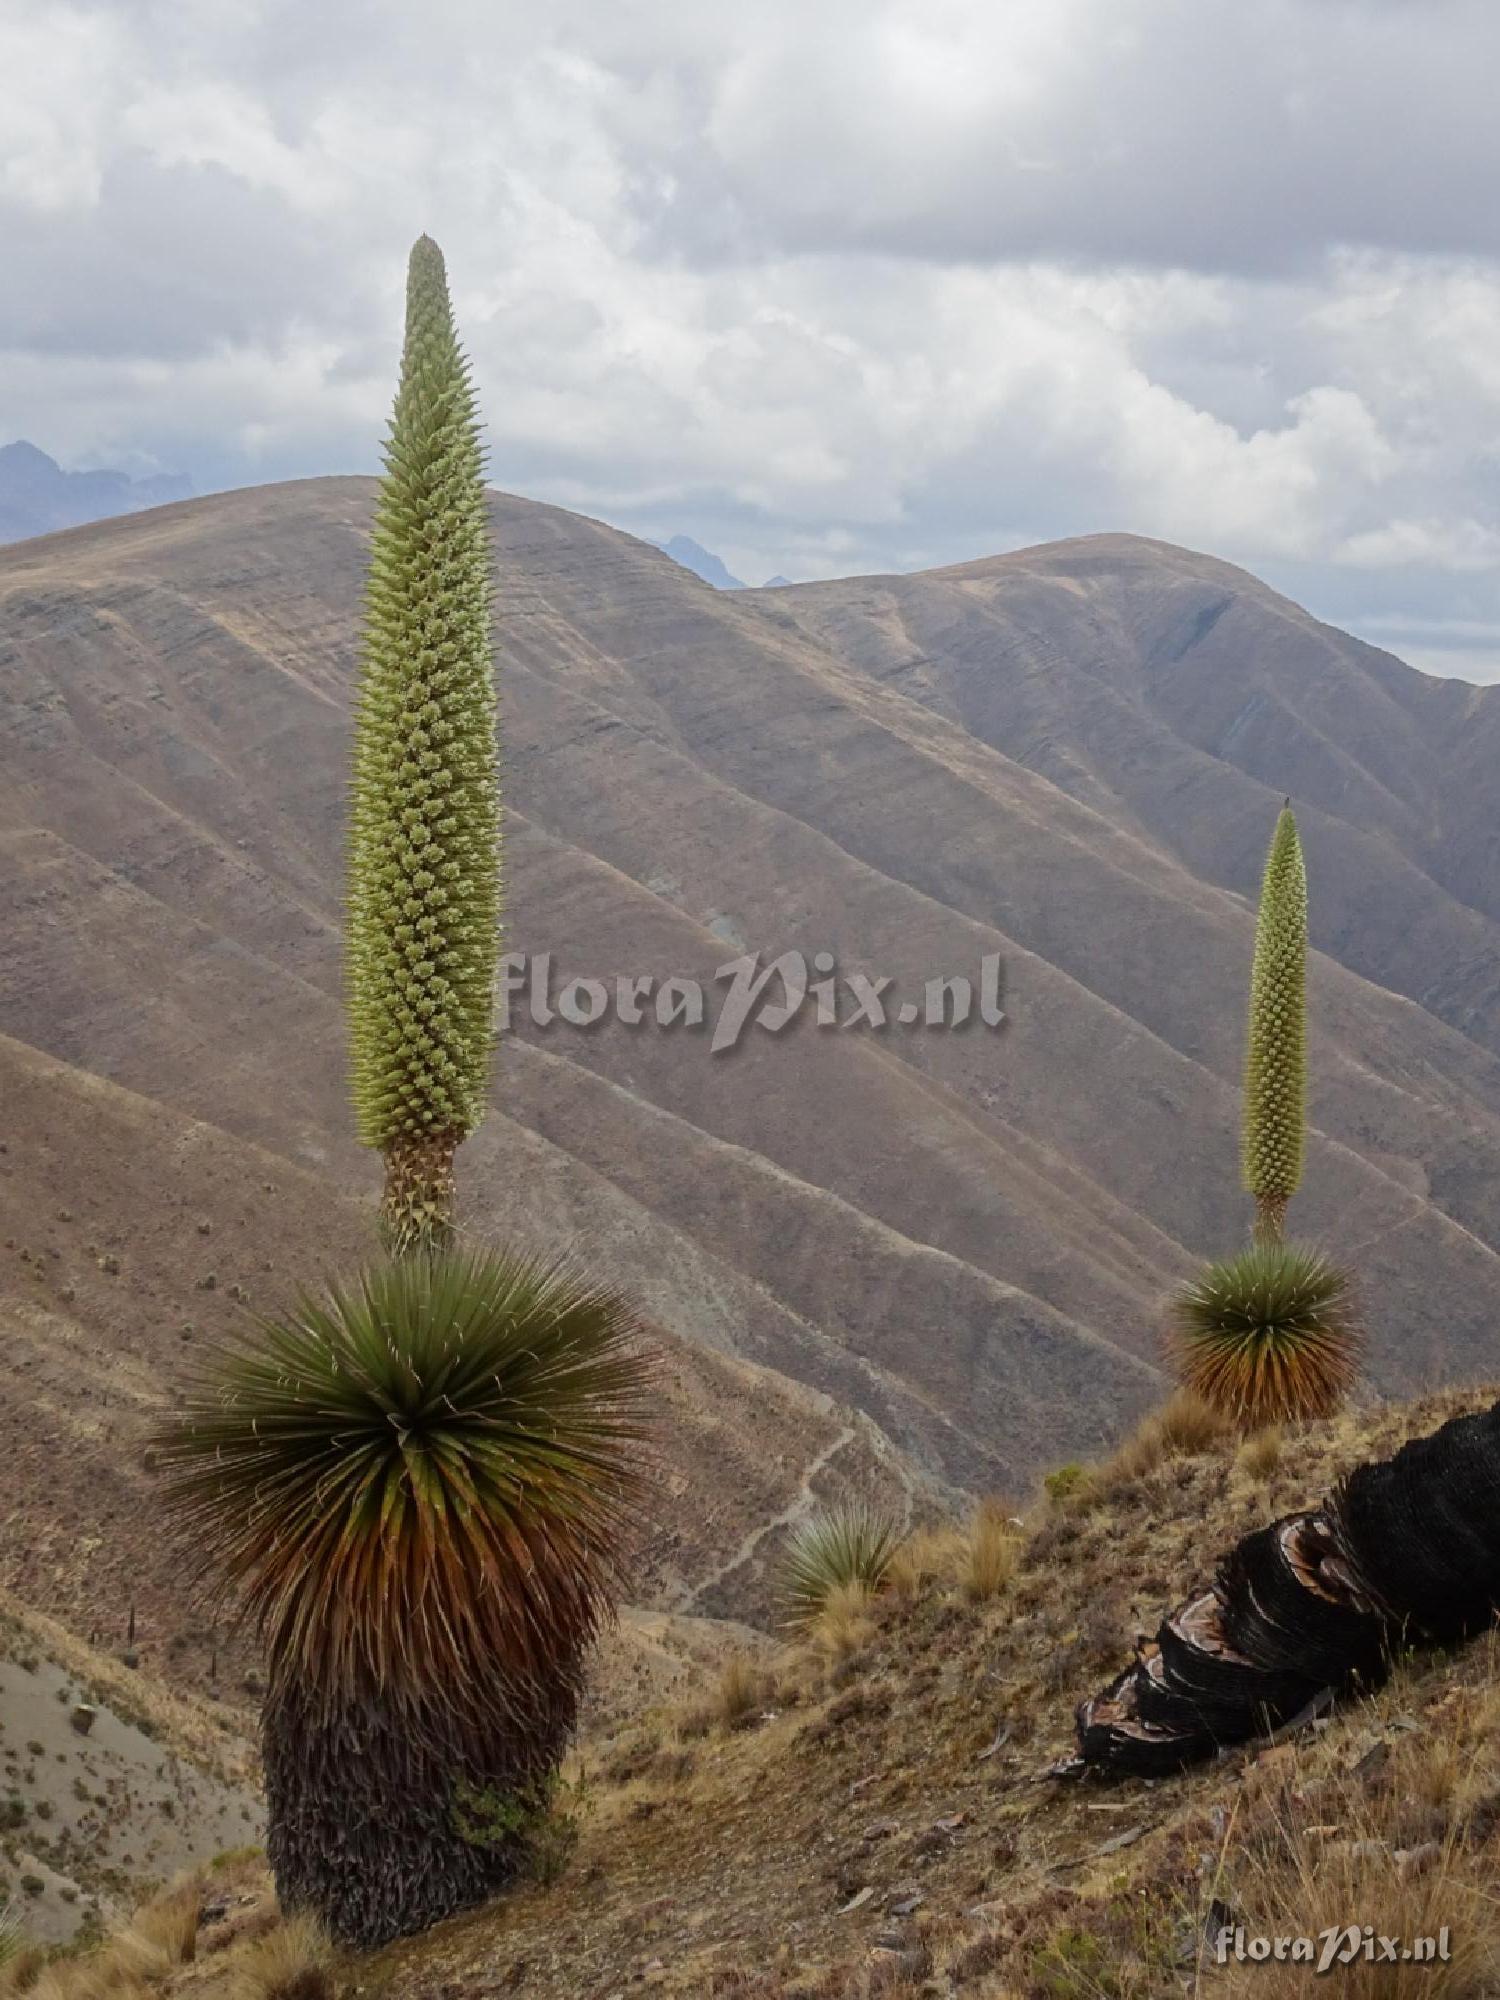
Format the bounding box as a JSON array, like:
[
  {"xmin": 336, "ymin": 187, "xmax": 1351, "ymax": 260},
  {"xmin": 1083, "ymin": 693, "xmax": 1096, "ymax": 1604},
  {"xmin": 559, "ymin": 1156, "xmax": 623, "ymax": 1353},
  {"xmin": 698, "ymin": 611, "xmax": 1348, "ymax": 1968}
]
[
  {"xmin": 0, "ymin": 439, "xmax": 192, "ymax": 545},
  {"xmin": 650, "ymin": 534, "xmax": 745, "ymax": 591},
  {"xmin": 0, "ymin": 439, "xmax": 58, "ymax": 469},
  {"xmin": 762, "ymin": 574, "xmax": 794, "ymax": 589}
]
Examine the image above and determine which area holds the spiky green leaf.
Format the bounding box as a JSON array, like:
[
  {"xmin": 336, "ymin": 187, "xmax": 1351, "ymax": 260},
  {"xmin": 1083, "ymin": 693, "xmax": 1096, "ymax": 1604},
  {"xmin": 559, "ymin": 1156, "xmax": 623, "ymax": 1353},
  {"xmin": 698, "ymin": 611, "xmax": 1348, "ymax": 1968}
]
[
  {"xmin": 779, "ymin": 1505, "xmax": 901, "ymax": 1628},
  {"xmin": 153, "ymin": 1246, "xmax": 649, "ymax": 1728},
  {"xmin": 1169, "ymin": 1241, "xmax": 1361, "ymax": 1426}
]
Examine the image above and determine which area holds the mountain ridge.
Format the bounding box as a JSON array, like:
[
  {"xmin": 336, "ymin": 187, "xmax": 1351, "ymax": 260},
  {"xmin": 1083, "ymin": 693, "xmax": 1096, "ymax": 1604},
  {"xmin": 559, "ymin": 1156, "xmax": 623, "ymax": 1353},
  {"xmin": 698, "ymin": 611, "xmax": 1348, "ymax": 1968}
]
[
  {"xmin": 648, "ymin": 531, "xmax": 746, "ymax": 590},
  {"xmin": 0, "ymin": 438, "xmax": 193, "ymax": 545},
  {"xmin": 4, "ymin": 479, "xmax": 1500, "ymax": 1667}
]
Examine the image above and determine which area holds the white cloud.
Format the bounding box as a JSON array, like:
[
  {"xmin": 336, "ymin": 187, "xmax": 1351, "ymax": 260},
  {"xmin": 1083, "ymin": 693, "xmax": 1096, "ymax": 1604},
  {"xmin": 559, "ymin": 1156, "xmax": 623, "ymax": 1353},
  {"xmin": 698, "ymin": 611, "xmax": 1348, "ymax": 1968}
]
[
  {"xmin": 1335, "ymin": 518, "xmax": 1500, "ymax": 572},
  {"xmin": 0, "ymin": 6, "xmax": 128, "ymax": 210},
  {"xmin": 2, "ymin": 0, "xmax": 1500, "ymax": 671},
  {"xmin": 121, "ymin": 83, "xmax": 337, "ymax": 210}
]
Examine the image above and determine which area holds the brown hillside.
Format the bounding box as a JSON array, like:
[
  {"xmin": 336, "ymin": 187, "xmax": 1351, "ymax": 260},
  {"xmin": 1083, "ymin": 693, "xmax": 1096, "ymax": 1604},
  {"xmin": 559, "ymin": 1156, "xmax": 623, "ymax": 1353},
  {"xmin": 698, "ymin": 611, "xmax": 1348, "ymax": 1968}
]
[
  {"xmin": 0, "ymin": 1031, "xmax": 922, "ymax": 1684},
  {"xmin": 3, "ymin": 484, "xmax": 1500, "ymax": 1504},
  {"xmin": 762, "ymin": 533, "xmax": 1500, "ymax": 1055},
  {"xmin": 369, "ymin": 1385, "xmax": 1500, "ymax": 1999},
  {"xmin": 23, "ymin": 1386, "xmax": 1500, "ymax": 1997}
]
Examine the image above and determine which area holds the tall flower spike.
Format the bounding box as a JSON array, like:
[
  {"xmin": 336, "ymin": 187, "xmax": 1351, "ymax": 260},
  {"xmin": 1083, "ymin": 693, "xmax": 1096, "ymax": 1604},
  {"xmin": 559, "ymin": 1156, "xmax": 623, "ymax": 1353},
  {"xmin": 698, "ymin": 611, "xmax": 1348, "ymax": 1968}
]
[
  {"xmin": 348, "ymin": 234, "xmax": 500, "ymax": 1254},
  {"xmin": 1242, "ymin": 802, "xmax": 1307, "ymax": 1242}
]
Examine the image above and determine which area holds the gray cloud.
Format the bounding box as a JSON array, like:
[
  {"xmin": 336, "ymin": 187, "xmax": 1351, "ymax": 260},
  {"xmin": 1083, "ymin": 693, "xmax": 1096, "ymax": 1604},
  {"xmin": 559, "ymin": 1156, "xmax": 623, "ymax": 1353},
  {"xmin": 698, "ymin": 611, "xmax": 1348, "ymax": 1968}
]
[
  {"xmin": 690, "ymin": 0, "xmax": 1500, "ymax": 274},
  {"xmin": 3, "ymin": 1, "xmax": 1500, "ymax": 675}
]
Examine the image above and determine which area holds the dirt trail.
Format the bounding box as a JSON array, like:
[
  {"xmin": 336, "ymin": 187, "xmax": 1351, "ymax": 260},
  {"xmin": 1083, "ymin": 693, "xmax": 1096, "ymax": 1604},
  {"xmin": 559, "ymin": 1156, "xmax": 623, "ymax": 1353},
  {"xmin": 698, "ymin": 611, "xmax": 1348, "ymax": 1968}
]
[{"xmin": 675, "ymin": 1421, "xmax": 858, "ymax": 1615}]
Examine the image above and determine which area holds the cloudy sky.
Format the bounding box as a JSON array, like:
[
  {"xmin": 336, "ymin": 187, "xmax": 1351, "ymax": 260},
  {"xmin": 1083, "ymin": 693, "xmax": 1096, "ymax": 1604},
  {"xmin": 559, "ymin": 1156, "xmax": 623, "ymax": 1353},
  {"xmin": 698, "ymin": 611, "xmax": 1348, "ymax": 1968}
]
[{"xmin": 7, "ymin": 1, "xmax": 1500, "ymax": 676}]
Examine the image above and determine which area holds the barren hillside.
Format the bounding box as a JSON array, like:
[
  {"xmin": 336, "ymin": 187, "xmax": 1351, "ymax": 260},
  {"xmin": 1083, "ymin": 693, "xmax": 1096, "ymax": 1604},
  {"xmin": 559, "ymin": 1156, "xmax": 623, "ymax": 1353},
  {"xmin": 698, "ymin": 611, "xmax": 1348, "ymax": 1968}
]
[
  {"xmin": 5, "ymin": 486, "xmax": 1500, "ymax": 1990},
  {"xmin": 16, "ymin": 1388, "xmax": 1500, "ymax": 1996},
  {"xmin": 3, "ymin": 484, "xmax": 1500, "ymax": 1510}
]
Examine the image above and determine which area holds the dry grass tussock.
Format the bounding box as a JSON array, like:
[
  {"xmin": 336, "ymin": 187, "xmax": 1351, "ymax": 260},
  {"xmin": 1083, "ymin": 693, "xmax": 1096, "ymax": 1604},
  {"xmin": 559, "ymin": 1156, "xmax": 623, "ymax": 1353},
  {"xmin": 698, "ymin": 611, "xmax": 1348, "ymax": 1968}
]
[
  {"xmin": 884, "ymin": 1523, "xmax": 966, "ymax": 1599},
  {"xmin": 1030, "ymin": 1391, "xmax": 1238, "ymax": 1522},
  {"xmin": 713, "ymin": 1650, "xmax": 770, "ymax": 1730},
  {"xmin": 668, "ymin": 1648, "xmax": 781, "ymax": 1741},
  {"xmin": 1236, "ymin": 1422, "xmax": 1284, "ymax": 1481},
  {"xmin": 1216, "ymin": 1759, "xmax": 1500, "ymax": 1997},
  {"xmin": 227, "ymin": 1913, "xmax": 337, "ymax": 2000},
  {"xmin": 26, "ymin": 1970, "xmax": 157, "ymax": 2000},
  {"xmin": 884, "ymin": 1502, "xmax": 1021, "ymax": 1608},
  {"xmin": 1092, "ymin": 1389, "xmax": 1236, "ymax": 1493},
  {"xmin": 962, "ymin": 1500, "xmax": 1023, "ymax": 1604},
  {"xmin": 10, "ymin": 1876, "xmax": 203, "ymax": 2000},
  {"xmin": 812, "ymin": 1580, "xmax": 876, "ymax": 1663},
  {"xmin": 110, "ymin": 1873, "xmax": 203, "ymax": 1978}
]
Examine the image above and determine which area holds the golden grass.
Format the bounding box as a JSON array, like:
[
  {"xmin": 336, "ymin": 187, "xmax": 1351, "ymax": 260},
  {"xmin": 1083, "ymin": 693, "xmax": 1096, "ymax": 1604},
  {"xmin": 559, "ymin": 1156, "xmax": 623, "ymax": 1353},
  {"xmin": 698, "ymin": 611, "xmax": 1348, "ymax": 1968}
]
[
  {"xmin": 12, "ymin": 1875, "xmax": 205, "ymax": 2000},
  {"xmin": 1217, "ymin": 1790, "xmax": 1498, "ymax": 1997},
  {"xmin": 228, "ymin": 1913, "xmax": 337, "ymax": 2000},
  {"xmin": 1157, "ymin": 1386, "xmax": 1237, "ymax": 1452},
  {"xmin": 884, "ymin": 1524, "xmax": 966, "ymax": 1599},
  {"xmin": 0, "ymin": 1951, "xmax": 46, "ymax": 2000},
  {"xmin": 27, "ymin": 1973, "xmax": 152, "ymax": 2000},
  {"xmin": 1391, "ymin": 1732, "xmax": 1468, "ymax": 1821},
  {"xmin": 113, "ymin": 1872, "xmax": 203, "ymax": 1976},
  {"xmin": 962, "ymin": 1501, "xmax": 1022, "ymax": 1603},
  {"xmin": 1236, "ymin": 1423, "xmax": 1284, "ymax": 1480},
  {"xmin": 1090, "ymin": 1429, "xmax": 1159, "ymax": 1493},
  {"xmin": 1095, "ymin": 1390, "xmax": 1235, "ymax": 1493},
  {"xmin": 714, "ymin": 1651, "xmax": 766, "ymax": 1730},
  {"xmin": 813, "ymin": 1580, "xmax": 875, "ymax": 1663},
  {"xmin": 885, "ymin": 1502, "xmax": 1022, "ymax": 1607}
]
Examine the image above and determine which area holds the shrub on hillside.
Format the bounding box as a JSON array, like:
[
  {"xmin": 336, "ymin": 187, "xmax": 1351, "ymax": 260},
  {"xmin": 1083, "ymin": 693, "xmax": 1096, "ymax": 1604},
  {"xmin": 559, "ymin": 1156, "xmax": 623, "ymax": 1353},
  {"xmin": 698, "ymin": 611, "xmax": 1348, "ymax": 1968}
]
[
  {"xmin": 780, "ymin": 1505, "xmax": 901, "ymax": 1628},
  {"xmin": 1168, "ymin": 1241, "xmax": 1362, "ymax": 1426}
]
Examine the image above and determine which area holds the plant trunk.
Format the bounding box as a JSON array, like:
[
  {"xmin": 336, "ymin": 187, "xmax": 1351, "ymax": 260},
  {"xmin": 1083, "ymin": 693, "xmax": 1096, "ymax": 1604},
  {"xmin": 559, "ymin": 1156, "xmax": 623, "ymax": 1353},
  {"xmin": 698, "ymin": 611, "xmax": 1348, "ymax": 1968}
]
[
  {"xmin": 263, "ymin": 1671, "xmax": 575, "ymax": 1949},
  {"xmin": 1253, "ymin": 1193, "xmax": 1288, "ymax": 1245},
  {"xmin": 1074, "ymin": 1394, "xmax": 1500, "ymax": 1779},
  {"xmin": 380, "ymin": 1128, "xmax": 460, "ymax": 1258}
]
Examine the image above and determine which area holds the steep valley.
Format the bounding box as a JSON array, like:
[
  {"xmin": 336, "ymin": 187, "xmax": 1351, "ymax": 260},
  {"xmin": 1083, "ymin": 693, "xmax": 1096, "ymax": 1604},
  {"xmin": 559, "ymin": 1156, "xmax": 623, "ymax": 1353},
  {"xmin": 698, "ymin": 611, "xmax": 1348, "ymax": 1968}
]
[{"xmin": 3, "ymin": 481, "xmax": 1500, "ymax": 1670}]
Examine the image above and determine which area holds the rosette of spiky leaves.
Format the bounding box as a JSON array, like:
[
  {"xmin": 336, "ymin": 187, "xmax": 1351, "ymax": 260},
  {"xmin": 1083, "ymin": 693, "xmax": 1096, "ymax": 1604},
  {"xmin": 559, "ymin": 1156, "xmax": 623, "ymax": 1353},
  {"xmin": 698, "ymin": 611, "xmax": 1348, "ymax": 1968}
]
[
  {"xmin": 1242, "ymin": 805, "xmax": 1308, "ymax": 1242},
  {"xmin": 0, "ymin": 1898, "xmax": 22, "ymax": 1968},
  {"xmin": 780, "ymin": 1504, "xmax": 902, "ymax": 1629},
  {"xmin": 155, "ymin": 1247, "xmax": 648, "ymax": 1728},
  {"xmin": 154, "ymin": 1247, "xmax": 649, "ymax": 1946},
  {"xmin": 1168, "ymin": 1242, "xmax": 1361, "ymax": 1427},
  {"xmin": 349, "ymin": 234, "xmax": 499, "ymax": 1255}
]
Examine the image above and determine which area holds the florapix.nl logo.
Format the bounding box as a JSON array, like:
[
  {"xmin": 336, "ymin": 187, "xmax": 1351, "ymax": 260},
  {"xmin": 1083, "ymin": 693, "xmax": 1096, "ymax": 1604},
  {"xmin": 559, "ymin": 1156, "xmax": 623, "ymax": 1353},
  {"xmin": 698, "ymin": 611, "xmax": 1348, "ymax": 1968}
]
[
  {"xmin": 1215, "ymin": 1924, "xmax": 1453, "ymax": 1972},
  {"xmin": 497, "ymin": 951, "xmax": 1007, "ymax": 1055}
]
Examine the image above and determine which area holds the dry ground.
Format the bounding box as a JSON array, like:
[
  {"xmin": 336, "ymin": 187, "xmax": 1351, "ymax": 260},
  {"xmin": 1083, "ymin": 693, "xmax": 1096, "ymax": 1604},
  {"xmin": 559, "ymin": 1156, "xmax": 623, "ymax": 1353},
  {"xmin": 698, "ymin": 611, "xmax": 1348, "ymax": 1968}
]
[{"xmin": 10, "ymin": 1386, "xmax": 1500, "ymax": 1998}]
